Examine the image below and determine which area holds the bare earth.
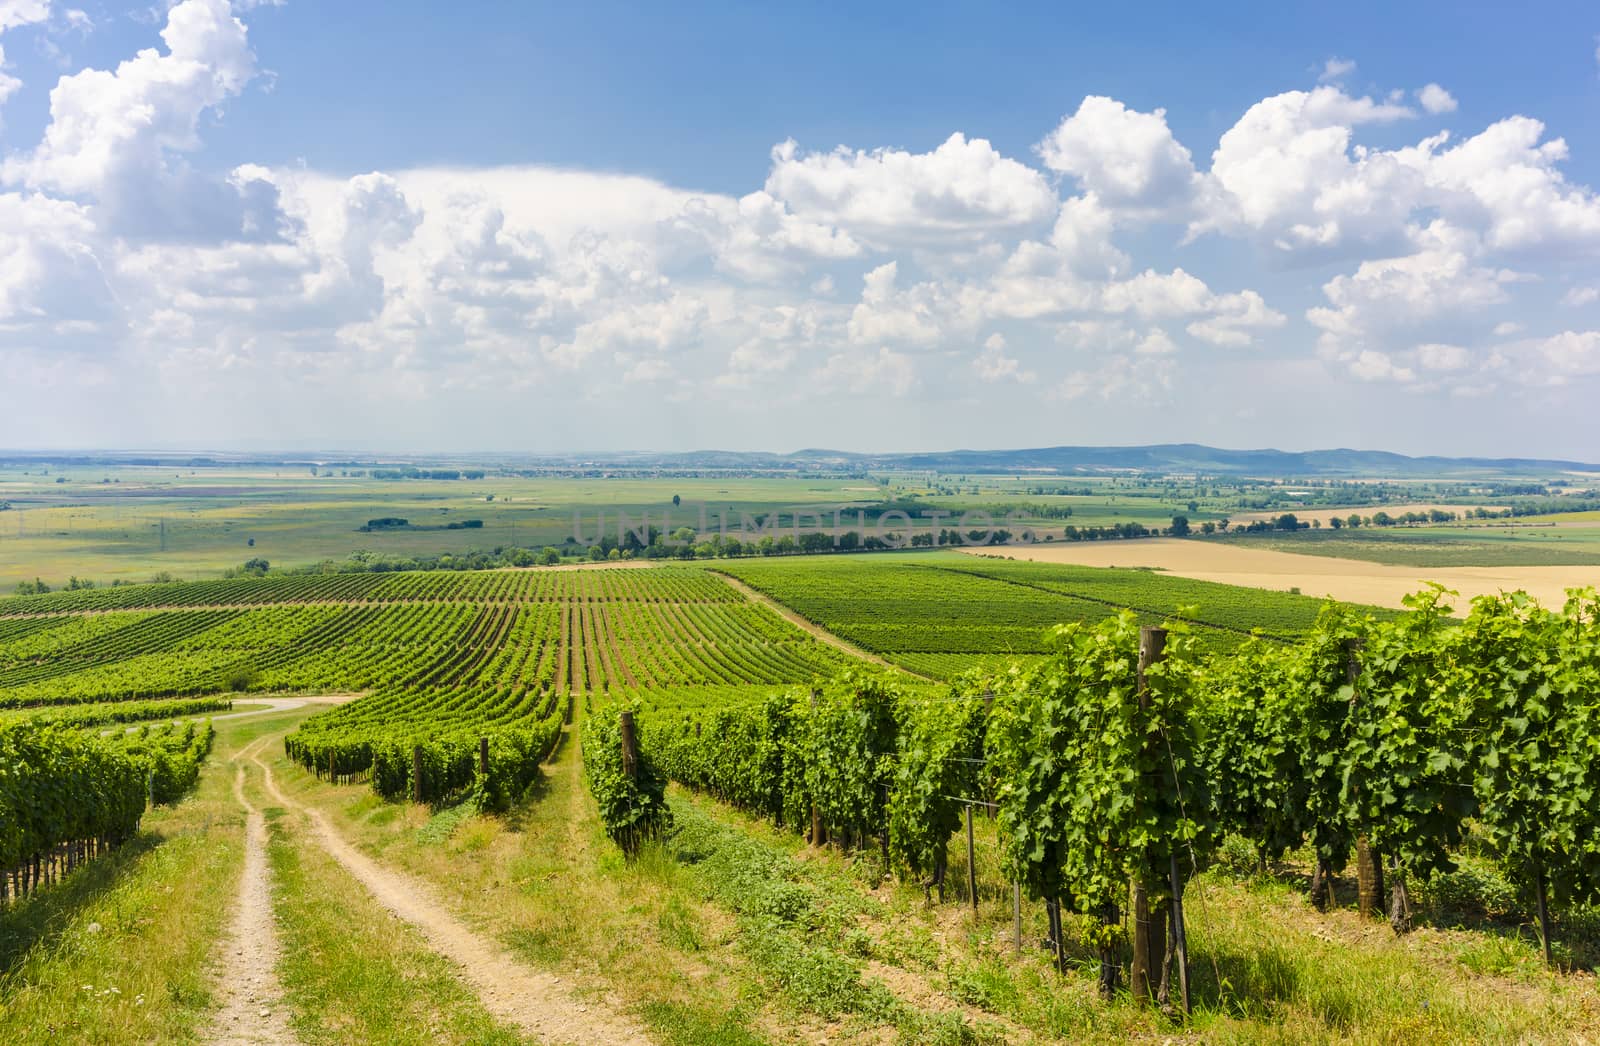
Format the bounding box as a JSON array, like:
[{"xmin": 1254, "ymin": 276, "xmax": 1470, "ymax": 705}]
[
  {"xmin": 1226, "ymin": 503, "xmax": 1477, "ymax": 527},
  {"xmin": 206, "ymin": 737, "xmax": 298, "ymax": 1046},
  {"xmin": 965, "ymin": 540, "xmax": 1600, "ymax": 609},
  {"xmin": 251, "ymin": 751, "xmax": 650, "ymax": 1045}
]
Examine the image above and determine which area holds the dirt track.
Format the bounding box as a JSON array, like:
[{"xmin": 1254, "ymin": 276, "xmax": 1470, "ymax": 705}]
[
  {"xmin": 963, "ymin": 540, "xmax": 1600, "ymax": 609},
  {"xmin": 207, "ymin": 737, "xmax": 298, "ymax": 1045},
  {"xmin": 251, "ymin": 751, "xmax": 650, "ymax": 1045}
]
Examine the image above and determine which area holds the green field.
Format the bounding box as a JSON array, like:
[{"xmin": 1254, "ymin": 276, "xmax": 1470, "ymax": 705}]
[
  {"xmin": 710, "ymin": 551, "xmax": 1391, "ymax": 676},
  {"xmin": 11, "ymin": 463, "xmax": 1580, "ymax": 594}
]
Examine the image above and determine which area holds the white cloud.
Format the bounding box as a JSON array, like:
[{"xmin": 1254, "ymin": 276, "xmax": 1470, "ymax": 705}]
[
  {"xmin": 3, "ymin": 0, "xmax": 268, "ymax": 240},
  {"xmin": 1185, "ymin": 289, "xmax": 1287, "ymax": 347},
  {"xmin": 764, "ymin": 133, "xmax": 1057, "ymax": 246},
  {"xmin": 1195, "ymin": 86, "xmax": 1417, "ymax": 254},
  {"xmin": 972, "ymin": 332, "xmax": 1036, "ymax": 383},
  {"xmin": 1035, "ymin": 96, "xmax": 1197, "ymax": 212},
  {"xmin": 1135, "ymin": 329, "xmax": 1178, "ymax": 355},
  {"xmin": 1416, "ymin": 83, "xmax": 1458, "ymax": 115},
  {"xmin": 1308, "ymin": 230, "xmax": 1524, "ymax": 357},
  {"xmin": 1349, "ymin": 349, "xmax": 1416, "ymax": 383},
  {"xmin": 1415, "ymin": 342, "xmax": 1471, "ymax": 371},
  {"xmin": 1056, "ymin": 354, "xmax": 1174, "ymax": 401},
  {"xmin": 818, "ymin": 346, "xmax": 916, "ymax": 396},
  {"xmin": 6, "ymin": 7, "xmax": 1600, "ymax": 450},
  {"xmin": 1318, "ymin": 57, "xmax": 1357, "ymax": 83},
  {"xmin": 0, "ymin": 0, "xmax": 52, "ymax": 106}
]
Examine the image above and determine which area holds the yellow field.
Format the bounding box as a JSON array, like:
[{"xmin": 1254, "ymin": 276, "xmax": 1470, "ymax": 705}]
[
  {"xmin": 965, "ymin": 539, "xmax": 1600, "ymax": 609},
  {"xmin": 1227, "ymin": 503, "xmax": 1476, "ymax": 527}
]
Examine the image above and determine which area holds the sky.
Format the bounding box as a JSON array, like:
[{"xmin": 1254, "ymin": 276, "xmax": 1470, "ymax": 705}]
[{"xmin": 2, "ymin": 2, "xmax": 1600, "ymax": 458}]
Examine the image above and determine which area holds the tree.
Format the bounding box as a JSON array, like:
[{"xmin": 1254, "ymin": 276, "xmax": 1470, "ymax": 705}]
[
  {"xmin": 1347, "ymin": 514, "xmax": 1362, "ymax": 529},
  {"xmin": 1275, "ymin": 513, "xmax": 1300, "ymax": 532},
  {"xmin": 1170, "ymin": 515, "xmax": 1191, "ymax": 537},
  {"xmin": 672, "ymin": 494, "xmax": 681, "ymax": 507},
  {"xmin": 1329, "ymin": 516, "xmax": 1344, "ymax": 530},
  {"xmin": 539, "ymin": 547, "xmax": 561, "ymax": 566},
  {"xmin": 242, "ymin": 558, "xmax": 270, "ymax": 576}
]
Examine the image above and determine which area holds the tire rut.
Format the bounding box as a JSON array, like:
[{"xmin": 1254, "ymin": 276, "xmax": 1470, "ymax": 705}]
[
  {"xmin": 251, "ymin": 751, "xmax": 650, "ymax": 1045},
  {"xmin": 206, "ymin": 735, "xmax": 299, "ymax": 1046}
]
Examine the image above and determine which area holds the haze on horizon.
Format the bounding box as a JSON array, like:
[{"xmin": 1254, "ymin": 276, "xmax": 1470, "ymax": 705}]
[{"xmin": 2, "ymin": 1, "xmax": 1599, "ymax": 459}]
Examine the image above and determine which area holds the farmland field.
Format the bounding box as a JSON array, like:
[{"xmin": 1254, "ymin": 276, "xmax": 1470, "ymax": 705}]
[
  {"xmin": 977, "ymin": 538, "xmax": 1600, "ymax": 610},
  {"xmin": 4, "ymin": 545, "xmax": 1600, "ymax": 1043},
  {"xmin": 709, "ymin": 550, "xmax": 1385, "ymax": 676}
]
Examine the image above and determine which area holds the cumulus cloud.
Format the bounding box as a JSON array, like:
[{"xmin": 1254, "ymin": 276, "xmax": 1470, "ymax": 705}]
[
  {"xmin": 1349, "ymin": 349, "xmax": 1416, "ymax": 383},
  {"xmin": 1318, "ymin": 57, "xmax": 1357, "ymax": 83},
  {"xmin": 764, "ymin": 133, "xmax": 1057, "ymax": 246},
  {"xmin": 1415, "ymin": 342, "xmax": 1471, "ymax": 371},
  {"xmin": 1417, "ymin": 83, "xmax": 1458, "ymax": 114},
  {"xmin": 3, "ymin": 0, "xmax": 273, "ymax": 240},
  {"xmin": 4, "ymin": 1, "xmax": 1600, "ymax": 449},
  {"xmin": 818, "ymin": 345, "xmax": 916, "ymax": 397},
  {"xmin": 1036, "ymin": 96, "xmax": 1197, "ymax": 213},
  {"xmin": 1194, "ymin": 86, "xmax": 1418, "ymax": 254},
  {"xmin": 0, "ymin": 0, "xmax": 52, "ymax": 106},
  {"xmin": 972, "ymin": 332, "xmax": 1036, "ymax": 383}
]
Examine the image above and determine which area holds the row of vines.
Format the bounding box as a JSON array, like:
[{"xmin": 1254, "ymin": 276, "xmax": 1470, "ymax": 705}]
[
  {"xmin": 0, "ymin": 720, "xmax": 214, "ymax": 903},
  {"xmin": 601, "ymin": 586, "xmax": 1600, "ymax": 1008}
]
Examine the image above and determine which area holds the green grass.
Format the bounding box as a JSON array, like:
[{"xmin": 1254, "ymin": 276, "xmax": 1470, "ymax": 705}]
[
  {"xmin": 0, "ymin": 709, "xmax": 308, "ymax": 1044},
  {"xmin": 263, "ymin": 802, "xmax": 527, "ymax": 1045}
]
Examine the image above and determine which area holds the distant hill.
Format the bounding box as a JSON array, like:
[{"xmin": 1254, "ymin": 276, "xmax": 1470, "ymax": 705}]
[
  {"xmin": 642, "ymin": 443, "xmax": 1600, "ymax": 478},
  {"xmin": 4, "ymin": 443, "xmax": 1596, "ymax": 478}
]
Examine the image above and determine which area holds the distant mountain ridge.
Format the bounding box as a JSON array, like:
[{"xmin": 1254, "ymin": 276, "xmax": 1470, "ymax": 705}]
[
  {"xmin": 3, "ymin": 443, "xmax": 1596, "ymax": 477},
  {"xmin": 641, "ymin": 443, "xmax": 1600, "ymax": 477}
]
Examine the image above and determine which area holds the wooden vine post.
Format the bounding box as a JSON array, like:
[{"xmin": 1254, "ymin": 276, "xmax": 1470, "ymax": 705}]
[
  {"xmin": 479, "ymin": 736, "xmax": 490, "ymax": 777},
  {"xmin": 412, "ymin": 745, "xmax": 424, "ymax": 804},
  {"xmin": 1131, "ymin": 625, "xmax": 1169, "ymax": 1007},
  {"xmin": 965, "ymin": 803, "xmax": 978, "ymax": 916},
  {"xmin": 808, "ymin": 689, "xmax": 825, "ymax": 847},
  {"xmin": 1346, "ymin": 638, "xmax": 1385, "ymax": 919},
  {"xmin": 618, "ymin": 711, "xmax": 638, "ymax": 782}
]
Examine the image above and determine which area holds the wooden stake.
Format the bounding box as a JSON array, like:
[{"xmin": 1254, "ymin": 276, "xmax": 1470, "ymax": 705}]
[
  {"xmin": 1132, "ymin": 626, "xmax": 1168, "ymax": 1003},
  {"xmin": 1132, "ymin": 881, "xmax": 1153, "ymax": 1005},
  {"xmin": 1345, "ymin": 638, "xmax": 1385, "ymax": 918},
  {"xmin": 965, "ymin": 803, "xmax": 978, "ymax": 915},
  {"xmin": 1356, "ymin": 837, "xmax": 1384, "ymax": 918},
  {"xmin": 1169, "ymin": 853, "xmax": 1191, "ymax": 1015},
  {"xmin": 479, "ymin": 736, "xmax": 490, "ymax": 776},
  {"xmin": 1014, "ymin": 882, "xmax": 1023, "ymax": 952},
  {"xmin": 1535, "ymin": 862, "xmax": 1554, "ymax": 965},
  {"xmin": 618, "ymin": 711, "xmax": 638, "ymax": 781}
]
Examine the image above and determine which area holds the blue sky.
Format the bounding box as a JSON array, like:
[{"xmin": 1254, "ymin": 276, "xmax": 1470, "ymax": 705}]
[{"xmin": 2, "ymin": 1, "xmax": 1600, "ymax": 457}]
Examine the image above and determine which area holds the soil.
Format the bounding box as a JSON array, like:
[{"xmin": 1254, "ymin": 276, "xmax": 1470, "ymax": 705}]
[
  {"xmin": 206, "ymin": 736, "xmax": 299, "ymax": 1045},
  {"xmin": 251, "ymin": 750, "xmax": 651, "ymax": 1045},
  {"xmin": 963, "ymin": 540, "xmax": 1600, "ymax": 610}
]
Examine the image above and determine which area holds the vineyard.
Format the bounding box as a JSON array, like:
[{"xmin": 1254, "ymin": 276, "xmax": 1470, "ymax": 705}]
[
  {"xmin": 710, "ymin": 552, "xmax": 1392, "ymax": 678},
  {"xmin": 0, "ymin": 566, "xmax": 860, "ymax": 809},
  {"xmin": 3, "ymin": 555, "xmax": 1598, "ymax": 1041},
  {"xmin": 599, "ymin": 583, "xmax": 1600, "ymax": 1009},
  {"xmin": 1, "ymin": 719, "xmax": 214, "ymax": 902}
]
